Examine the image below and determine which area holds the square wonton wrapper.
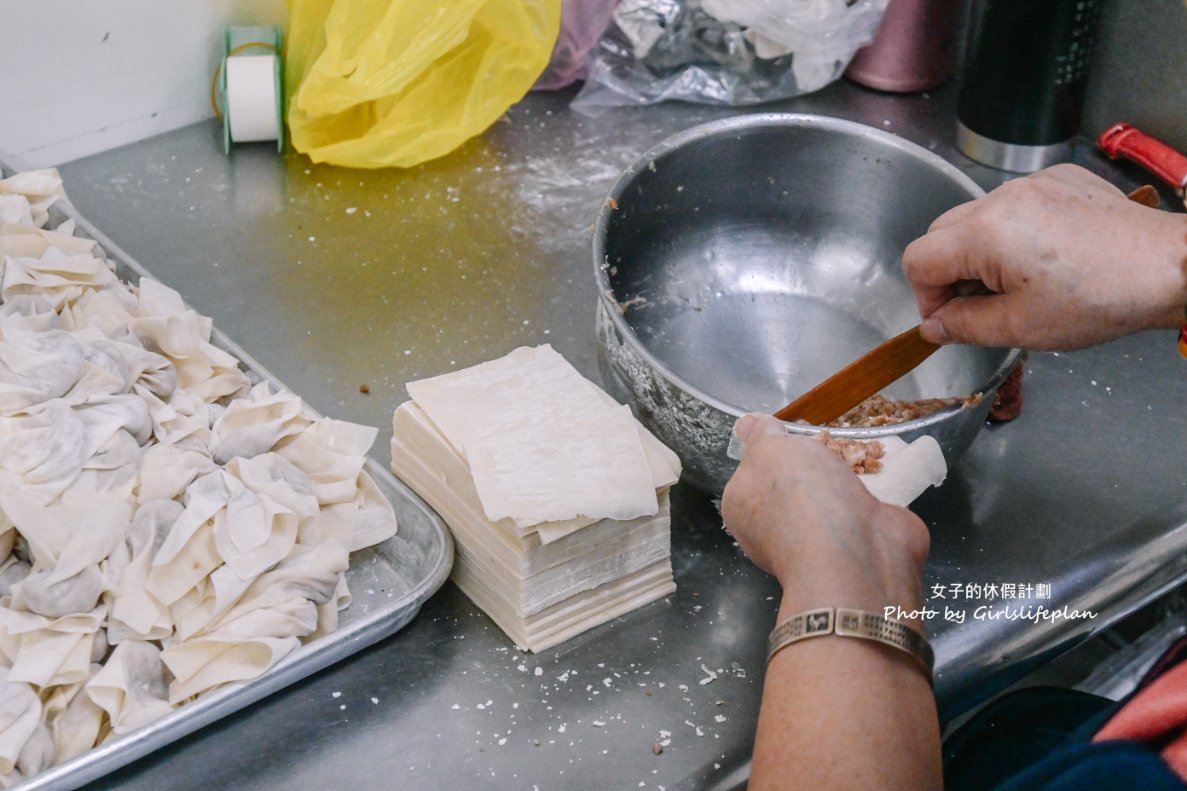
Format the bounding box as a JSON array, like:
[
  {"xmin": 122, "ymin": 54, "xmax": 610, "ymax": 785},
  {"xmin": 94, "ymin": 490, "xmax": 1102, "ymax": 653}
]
[
  {"xmin": 726, "ymin": 429, "xmax": 947, "ymax": 507},
  {"xmin": 406, "ymin": 345, "xmax": 663, "ymax": 527}
]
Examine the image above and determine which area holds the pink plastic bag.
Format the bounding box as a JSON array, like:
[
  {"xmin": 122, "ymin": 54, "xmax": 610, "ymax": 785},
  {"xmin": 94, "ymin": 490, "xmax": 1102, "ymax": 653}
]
[{"xmin": 534, "ymin": 0, "xmax": 620, "ymax": 90}]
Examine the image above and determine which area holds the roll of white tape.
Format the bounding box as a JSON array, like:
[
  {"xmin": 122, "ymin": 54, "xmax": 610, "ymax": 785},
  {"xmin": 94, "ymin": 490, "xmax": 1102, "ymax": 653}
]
[{"xmin": 225, "ymin": 54, "xmax": 279, "ymax": 143}]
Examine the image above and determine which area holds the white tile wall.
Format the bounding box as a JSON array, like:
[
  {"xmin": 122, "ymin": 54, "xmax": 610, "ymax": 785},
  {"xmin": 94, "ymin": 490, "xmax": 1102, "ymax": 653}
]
[{"xmin": 0, "ymin": 0, "xmax": 285, "ymax": 167}]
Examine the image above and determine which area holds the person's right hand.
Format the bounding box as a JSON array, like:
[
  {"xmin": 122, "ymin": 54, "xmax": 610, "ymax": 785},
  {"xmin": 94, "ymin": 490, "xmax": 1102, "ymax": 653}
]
[{"xmin": 902, "ymin": 164, "xmax": 1187, "ymax": 350}]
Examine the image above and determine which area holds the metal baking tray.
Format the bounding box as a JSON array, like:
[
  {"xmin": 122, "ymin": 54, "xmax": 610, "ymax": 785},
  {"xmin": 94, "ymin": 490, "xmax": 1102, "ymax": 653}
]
[{"xmin": 1, "ymin": 161, "xmax": 454, "ymax": 790}]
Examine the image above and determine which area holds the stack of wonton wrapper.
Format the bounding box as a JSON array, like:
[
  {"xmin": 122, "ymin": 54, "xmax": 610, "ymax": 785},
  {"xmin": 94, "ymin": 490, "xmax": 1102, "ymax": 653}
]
[
  {"xmin": 392, "ymin": 345, "xmax": 680, "ymax": 652},
  {"xmin": 0, "ymin": 170, "xmax": 397, "ymax": 785}
]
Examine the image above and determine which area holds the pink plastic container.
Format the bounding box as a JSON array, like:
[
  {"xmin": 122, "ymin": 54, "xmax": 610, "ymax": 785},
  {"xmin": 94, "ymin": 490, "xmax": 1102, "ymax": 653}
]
[{"xmin": 845, "ymin": 0, "xmax": 960, "ymax": 93}]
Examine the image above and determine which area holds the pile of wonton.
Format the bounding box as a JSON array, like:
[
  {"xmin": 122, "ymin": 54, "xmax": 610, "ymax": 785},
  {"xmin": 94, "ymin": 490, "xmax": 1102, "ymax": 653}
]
[{"xmin": 0, "ymin": 170, "xmax": 397, "ymax": 785}]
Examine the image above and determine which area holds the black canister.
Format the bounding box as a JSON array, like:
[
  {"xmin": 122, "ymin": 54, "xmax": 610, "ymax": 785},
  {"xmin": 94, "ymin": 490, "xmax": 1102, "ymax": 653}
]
[{"xmin": 956, "ymin": 0, "xmax": 1100, "ymax": 172}]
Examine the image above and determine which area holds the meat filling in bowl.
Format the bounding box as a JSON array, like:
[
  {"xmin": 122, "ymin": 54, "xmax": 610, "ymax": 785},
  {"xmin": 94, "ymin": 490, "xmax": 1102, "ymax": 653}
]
[
  {"xmin": 828, "ymin": 393, "xmax": 984, "ymax": 428},
  {"xmin": 814, "ymin": 392, "xmax": 985, "ymax": 474}
]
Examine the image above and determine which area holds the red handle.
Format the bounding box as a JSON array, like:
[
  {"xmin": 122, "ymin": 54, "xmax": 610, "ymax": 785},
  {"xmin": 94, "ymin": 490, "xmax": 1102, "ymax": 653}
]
[{"xmin": 1098, "ymin": 123, "xmax": 1187, "ymax": 194}]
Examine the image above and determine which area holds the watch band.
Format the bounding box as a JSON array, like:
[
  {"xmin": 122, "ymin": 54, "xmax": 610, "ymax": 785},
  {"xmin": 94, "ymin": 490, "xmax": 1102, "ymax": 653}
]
[{"xmin": 767, "ymin": 607, "xmax": 934, "ymax": 684}]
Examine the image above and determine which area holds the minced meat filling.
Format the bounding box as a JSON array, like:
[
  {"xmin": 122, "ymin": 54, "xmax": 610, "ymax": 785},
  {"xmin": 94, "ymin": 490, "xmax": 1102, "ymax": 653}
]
[
  {"xmin": 818, "ymin": 432, "xmax": 885, "ymax": 474},
  {"xmin": 828, "ymin": 393, "xmax": 983, "ymax": 428}
]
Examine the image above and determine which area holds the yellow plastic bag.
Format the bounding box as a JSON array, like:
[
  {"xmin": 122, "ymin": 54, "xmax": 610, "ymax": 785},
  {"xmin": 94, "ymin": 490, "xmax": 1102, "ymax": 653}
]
[{"xmin": 285, "ymin": 0, "xmax": 561, "ymax": 168}]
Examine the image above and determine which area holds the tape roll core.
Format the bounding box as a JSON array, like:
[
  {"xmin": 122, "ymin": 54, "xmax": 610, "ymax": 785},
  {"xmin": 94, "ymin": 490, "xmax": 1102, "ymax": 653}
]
[{"xmin": 225, "ymin": 54, "xmax": 281, "ymax": 143}]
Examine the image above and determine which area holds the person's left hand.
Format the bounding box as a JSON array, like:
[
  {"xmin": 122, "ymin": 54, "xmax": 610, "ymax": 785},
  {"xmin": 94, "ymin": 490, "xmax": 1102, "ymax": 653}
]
[{"xmin": 721, "ymin": 414, "xmax": 930, "ymax": 624}]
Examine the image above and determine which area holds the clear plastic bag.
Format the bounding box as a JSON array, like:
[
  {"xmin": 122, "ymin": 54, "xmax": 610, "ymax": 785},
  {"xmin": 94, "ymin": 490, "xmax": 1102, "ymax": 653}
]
[
  {"xmin": 571, "ymin": 0, "xmax": 889, "ymax": 115},
  {"xmin": 285, "ymin": 0, "xmax": 562, "ymax": 168}
]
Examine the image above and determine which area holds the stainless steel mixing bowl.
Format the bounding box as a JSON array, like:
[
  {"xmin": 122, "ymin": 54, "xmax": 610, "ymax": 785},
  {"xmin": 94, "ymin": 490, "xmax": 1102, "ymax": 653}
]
[{"xmin": 593, "ymin": 113, "xmax": 1021, "ymax": 494}]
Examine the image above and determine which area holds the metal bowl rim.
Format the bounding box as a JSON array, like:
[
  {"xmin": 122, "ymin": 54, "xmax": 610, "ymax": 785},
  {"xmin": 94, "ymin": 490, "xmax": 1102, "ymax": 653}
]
[{"xmin": 592, "ymin": 112, "xmax": 1022, "ymax": 436}]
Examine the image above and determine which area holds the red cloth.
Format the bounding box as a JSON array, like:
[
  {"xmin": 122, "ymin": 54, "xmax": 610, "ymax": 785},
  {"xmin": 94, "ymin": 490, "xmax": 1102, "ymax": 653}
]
[{"xmin": 1094, "ymin": 656, "xmax": 1187, "ymax": 780}]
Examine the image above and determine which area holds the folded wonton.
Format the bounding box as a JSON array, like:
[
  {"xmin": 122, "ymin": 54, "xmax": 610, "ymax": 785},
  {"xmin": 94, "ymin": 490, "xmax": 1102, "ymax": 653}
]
[{"xmin": 0, "ymin": 170, "xmax": 400, "ymax": 782}]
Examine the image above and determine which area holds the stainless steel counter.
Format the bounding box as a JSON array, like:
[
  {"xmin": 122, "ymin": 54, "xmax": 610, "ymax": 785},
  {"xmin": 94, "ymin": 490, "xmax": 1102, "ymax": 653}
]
[{"xmin": 54, "ymin": 81, "xmax": 1187, "ymax": 790}]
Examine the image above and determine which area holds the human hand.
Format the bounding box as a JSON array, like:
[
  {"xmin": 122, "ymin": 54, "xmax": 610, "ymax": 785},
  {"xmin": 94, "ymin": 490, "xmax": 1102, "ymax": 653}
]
[
  {"xmin": 721, "ymin": 414, "xmax": 930, "ymax": 626},
  {"xmin": 726, "ymin": 416, "xmax": 942, "ymax": 790},
  {"xmin": 903, "ymin": 164, "xmax": 1187, "ymax": 350}
]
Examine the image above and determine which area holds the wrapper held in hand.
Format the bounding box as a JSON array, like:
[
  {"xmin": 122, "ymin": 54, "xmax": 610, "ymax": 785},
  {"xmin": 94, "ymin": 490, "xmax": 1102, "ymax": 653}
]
[{"xmin": 727, "ymin": 422, "xmax": 947, "ymax": 506}]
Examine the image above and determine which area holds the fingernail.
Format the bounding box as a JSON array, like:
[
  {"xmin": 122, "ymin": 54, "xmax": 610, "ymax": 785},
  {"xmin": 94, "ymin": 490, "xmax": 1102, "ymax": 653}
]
[
  {"xmin": 920, "ymin": 317, "xmax": 949, "ymax": 345},
  {"xmin": 735, "ymin": 414, "xmax": 757, "ymax": 442}
]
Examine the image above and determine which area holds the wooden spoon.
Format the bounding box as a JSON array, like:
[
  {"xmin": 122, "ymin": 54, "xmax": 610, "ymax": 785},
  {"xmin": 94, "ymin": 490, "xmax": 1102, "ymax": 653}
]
[
  {"xmin": 774, "ymin": 186, "xmax": 1156, "ymax": 426},
  {"xmin": 773, "ymin": 325, "xmax": 938, "ymax": 425}
]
